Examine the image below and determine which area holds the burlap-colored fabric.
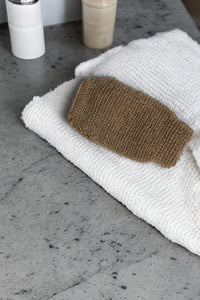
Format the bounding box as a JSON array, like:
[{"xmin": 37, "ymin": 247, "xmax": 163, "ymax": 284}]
[{"xmin": 67, "ymin": 77, "xmax": 193, "ymax": 168}]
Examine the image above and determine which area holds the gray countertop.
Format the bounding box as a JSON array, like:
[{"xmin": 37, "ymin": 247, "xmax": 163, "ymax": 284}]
[{"xmin": 1, "ymin": 0, "xmax": 200, "ymax": 299}]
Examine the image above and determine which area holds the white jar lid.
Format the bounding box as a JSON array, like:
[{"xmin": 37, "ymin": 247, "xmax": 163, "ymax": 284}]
[{"xmin": 8, "ymin": 0, "xmax": 38, "ymax": 5}]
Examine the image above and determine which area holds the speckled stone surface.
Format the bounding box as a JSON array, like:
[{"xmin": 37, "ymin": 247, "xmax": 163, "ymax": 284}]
[{"xmin": 0, "ymin": 1, "xmax": 200, "ymax": 299}]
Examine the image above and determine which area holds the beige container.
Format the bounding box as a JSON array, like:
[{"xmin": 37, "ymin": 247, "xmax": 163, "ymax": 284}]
[{"xmin": 82, "ymin": 0, "xmax": 117, "ymax": 49}]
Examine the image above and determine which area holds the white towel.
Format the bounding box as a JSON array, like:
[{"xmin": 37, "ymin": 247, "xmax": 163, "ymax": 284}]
[{"xmin": 22, "ymin": 29, "xmax": 200, "ymax": 256}]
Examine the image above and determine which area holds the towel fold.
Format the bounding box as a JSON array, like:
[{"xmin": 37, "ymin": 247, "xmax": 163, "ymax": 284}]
[{"xmin": 22, "ymin": 29, "xmax": 200, "ymax": 256}]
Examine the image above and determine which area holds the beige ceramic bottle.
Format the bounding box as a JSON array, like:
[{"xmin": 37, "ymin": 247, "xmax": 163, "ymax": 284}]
[{"xmin": 82, "ymin": 0, "xmax": 117, "ymax": 49}]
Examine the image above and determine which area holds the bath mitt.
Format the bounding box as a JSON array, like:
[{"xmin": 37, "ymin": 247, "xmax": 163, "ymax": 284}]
[
  {"xmin": 22, "ymin": 29, "xmax": 200, "ymax": 256},
  {"xmin": 68, "ymin": 77, "xmax": 193, "ymax": 168}
]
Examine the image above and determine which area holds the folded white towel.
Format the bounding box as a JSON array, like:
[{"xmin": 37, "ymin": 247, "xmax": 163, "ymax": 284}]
[{"xmin": 22, "ymin": 29, "xmax": 200, "ymax": 256}]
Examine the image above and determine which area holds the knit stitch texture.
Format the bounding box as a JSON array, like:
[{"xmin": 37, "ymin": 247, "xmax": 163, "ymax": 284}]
[
  {"xmin": 68, "ymin": 77, "xmax": 193, "ymax": 168},
  {"xmin": 22, "ymin": 29, "xmax": 200, "ymax": 256}
]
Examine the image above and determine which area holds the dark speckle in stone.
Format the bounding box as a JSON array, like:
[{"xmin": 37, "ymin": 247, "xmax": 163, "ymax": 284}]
[
  {"xmin": 50, "ymin": 210, "xmax": 59, "ymax": 215},
  {"xmin": 112, "ymin": 272, "xmax": 118, "ymax": 276},
  {"xmin": 64, "ymin": 202, "xmax": 69, "ymax": 205},
  {"xmin": 14, "ymin": 289, "xmax": 31, "ymax": 295},
  {"xmin": 135, "ymin": 25, "xmax": 142, "ymax": 29},
  {"xmin": 48, "ymin": 243, "xmax": 59, "ymax": 249},
  {"xmin": 51, "ymin": 65, "xmax": 56, "ymax": 68},
  {"xmin": 120, "ymin": 285, "xmax": 127, "ymax": 290},
  {"xmin": 74, "ymin": 238, "xmax": 80, "ymax": 242},
  {"xmin": 170, "ymin": 257, "xmax": 176, "ymax": 261},
  {"xmin": 103, "ymin": 232, "xmax": 110, "ymax": 235}
]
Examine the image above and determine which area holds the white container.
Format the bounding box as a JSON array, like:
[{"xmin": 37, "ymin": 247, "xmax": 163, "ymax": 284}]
[
  {"xmin": 82, "ymin": 0, "xmax": 117, "ymax": 49},
  {"xmin": 5, "ymin": 0, "xmax": 45, "ymax": 59}
]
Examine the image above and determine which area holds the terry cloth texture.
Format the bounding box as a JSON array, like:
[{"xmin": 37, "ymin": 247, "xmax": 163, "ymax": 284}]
[
  {"xmin": 22, "ymin": 29, "xmax": 200, "ymax": 256},
  {"xmin": 68, "ymin": 77, "xmax": 193, "ymax": 168}
]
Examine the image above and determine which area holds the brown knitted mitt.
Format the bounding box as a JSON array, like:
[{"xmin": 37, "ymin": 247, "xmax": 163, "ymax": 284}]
[{"xmin": 67, "ymin": 77, "xmax": 193, "ymax": 168}]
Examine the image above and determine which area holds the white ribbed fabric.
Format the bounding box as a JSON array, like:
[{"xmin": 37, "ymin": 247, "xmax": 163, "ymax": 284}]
[{"xmin": 22, "ymin": 29, "xmax": 200, "ymax": 256}]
